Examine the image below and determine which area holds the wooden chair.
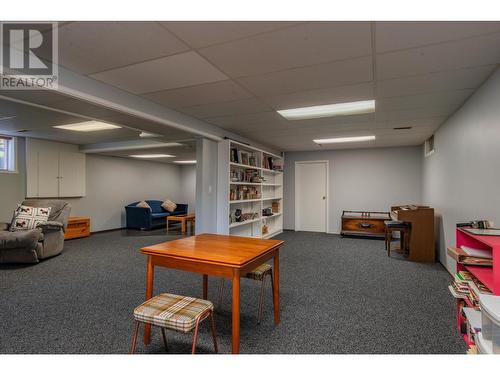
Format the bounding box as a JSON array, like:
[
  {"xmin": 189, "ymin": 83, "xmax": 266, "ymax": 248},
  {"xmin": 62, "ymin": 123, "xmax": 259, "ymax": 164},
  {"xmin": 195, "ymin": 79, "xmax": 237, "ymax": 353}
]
[
  {"xmin": 218, "ymin": 263, "xmax": 273, "ymax": 324},
  {"xmin": 130, "ymin": 293, "xmax": 218, "ymax": 354},
  {"xmin": 385, "ymin": 220, "xmax": 411, "ymax": 257}
]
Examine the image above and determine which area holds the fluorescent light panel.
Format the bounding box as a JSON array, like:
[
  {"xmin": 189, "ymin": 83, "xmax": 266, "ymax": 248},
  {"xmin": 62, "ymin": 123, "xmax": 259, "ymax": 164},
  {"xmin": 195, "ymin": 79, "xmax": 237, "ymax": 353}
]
[
  {"xmin": 54, "ymin": 121, "xmax": 121, "ymax": 132},
  {"xmin": 130, "ymin": 154, "xmax": 175, "ymax": 158},
  {"xmin": 313, "ymin": 135, "xmax": 376, "ymax": 144},
  {"xmin": 277, "ymin": 100, "xmax": 375, "ymax": 120},
  {"xmin": 173, "ymin": 160, "xmax": 196, "ymax": 164}
]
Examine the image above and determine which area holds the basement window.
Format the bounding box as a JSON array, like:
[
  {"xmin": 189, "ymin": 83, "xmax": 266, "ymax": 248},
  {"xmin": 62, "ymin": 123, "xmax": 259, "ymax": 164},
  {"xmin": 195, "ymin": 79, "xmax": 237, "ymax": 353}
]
[
  {"xmin": 0, "ymin": 135, "xmax": 17, "ymax": 173},
  {"xmin": 424, "ymin": 135, "xmax": 435, "ymax": 157}
]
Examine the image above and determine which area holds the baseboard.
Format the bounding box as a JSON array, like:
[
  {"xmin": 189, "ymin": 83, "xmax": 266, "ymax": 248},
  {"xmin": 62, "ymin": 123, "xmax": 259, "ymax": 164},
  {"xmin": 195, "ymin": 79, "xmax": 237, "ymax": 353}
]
[{"xmin": 90, "ymin": 227, "xmax": 125, "ymax": 234}]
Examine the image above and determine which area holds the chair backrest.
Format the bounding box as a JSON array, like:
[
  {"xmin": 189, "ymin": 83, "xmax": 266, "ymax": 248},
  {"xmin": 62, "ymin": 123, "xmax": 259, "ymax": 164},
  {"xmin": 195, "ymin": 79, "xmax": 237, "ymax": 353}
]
[{"xmin": 22, "ymin": 199, "xmax": 71, "ymax": 228}]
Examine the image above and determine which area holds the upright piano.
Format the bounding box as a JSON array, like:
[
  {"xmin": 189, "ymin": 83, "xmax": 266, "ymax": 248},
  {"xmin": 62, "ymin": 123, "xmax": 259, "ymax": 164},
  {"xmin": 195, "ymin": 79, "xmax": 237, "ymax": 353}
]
[{"xmin": 391, "ymin": 205, "xmax": 435, "ymax": 263}]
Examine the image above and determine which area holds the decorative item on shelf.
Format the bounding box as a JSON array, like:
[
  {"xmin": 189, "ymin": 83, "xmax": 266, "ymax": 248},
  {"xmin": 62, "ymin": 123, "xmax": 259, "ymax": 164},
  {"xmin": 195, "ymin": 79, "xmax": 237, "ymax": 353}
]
[
  {"xmin": 240, "ymin": 151, "xmax": 249, "ymax": 165},
  {"xmin": 230, "ymin": 148, "xmax": 238, "ymax": 163},
  {"xmin": 235, "ymin": 209, "xmax": 242, "ymax": 222},
  {"xmin": 262, "ymin": 224, "xmax": 269, "ymax": 235},
  {"xmin": 249, "ymin": 156, "xmax": 257, "ymax": 167},
  {"xmin": 272, "ymin": 201, "xmax": 280, "ymax": 213},
  {"xmin": 262, "ymin": 207, "xmax": 273, "ymax": 217},
  {"xmin": 272, "ymin": 158, "xmax": 284, "ymax": 172},
  {"xmin": 253, "ymin": 175, "xmax": 265, "ymax": 183}
]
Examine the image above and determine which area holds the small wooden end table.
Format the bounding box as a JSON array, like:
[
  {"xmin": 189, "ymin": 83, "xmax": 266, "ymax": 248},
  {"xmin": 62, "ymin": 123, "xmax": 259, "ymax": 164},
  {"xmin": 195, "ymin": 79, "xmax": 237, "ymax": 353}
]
[
  {"xmin": 65, "ymin": 216, "xmax": 90, "ymax": 240},
  {"xmin": 166, "ymin": 214, "xmax": 195, "ymax": 234}
]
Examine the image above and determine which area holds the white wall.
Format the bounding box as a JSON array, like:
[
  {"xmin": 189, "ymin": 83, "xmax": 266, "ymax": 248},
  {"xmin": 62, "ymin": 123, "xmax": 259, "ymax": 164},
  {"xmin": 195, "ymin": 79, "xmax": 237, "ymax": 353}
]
[
  {"xmin": 67, "ymin": 154, "xmax": 183, "ymax": 231},
  {"xmin": 179, "ymin": 165, "xmax": 196, "ymax": 213},
  {"xmin": 196, "ymin": 138, "xmax": 218, "ymax": 233},
  {"xmin": 422, "ymin": 67, "xmax": 500, "ymax": 273},
  {"xmin": 0, "ymin": 137, "xmax": 193, "ymax": 232},
  {"xmin": 0, "ymin": 137, "xmax": 26, "ymax": 222},
  {"xmin": 284, "ymin": 146, "xmax": 423, "ymax": 233}
]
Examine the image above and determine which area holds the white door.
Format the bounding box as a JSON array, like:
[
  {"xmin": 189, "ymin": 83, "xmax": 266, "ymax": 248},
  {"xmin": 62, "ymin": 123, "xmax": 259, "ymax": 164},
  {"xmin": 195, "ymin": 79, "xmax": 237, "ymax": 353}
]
[
  {"xmin": 37, "ymin": 150, "xmax": 59, "ymax": 197},
  {"xmin": 59, "ymin": 151, "xmax": 86, "ymax": 197},
  {"xmin": 295, "ymin": 161, "xmax": 328, "ymax": 232}
]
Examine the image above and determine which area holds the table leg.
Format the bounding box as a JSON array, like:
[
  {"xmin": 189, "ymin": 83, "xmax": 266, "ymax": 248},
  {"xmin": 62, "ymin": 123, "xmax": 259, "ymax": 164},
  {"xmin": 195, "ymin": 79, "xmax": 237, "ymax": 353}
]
[
  {"xmin": 181, "ymin": 219, "xmax": 186, "ymax": 234},
  {"xmin": 203, "ymin": 274, "xmax": 208, "ymax": 299},
  {"xmin": 273, "ymin": 251, "xmax": 280, "ymax": 325},
  {"xmin": 232, "ymin": 270, "xmax": 240, "ymax": 354},
  {"xmin": 144, "ymin": 256, "xmax": 154, "ymax": 344}
]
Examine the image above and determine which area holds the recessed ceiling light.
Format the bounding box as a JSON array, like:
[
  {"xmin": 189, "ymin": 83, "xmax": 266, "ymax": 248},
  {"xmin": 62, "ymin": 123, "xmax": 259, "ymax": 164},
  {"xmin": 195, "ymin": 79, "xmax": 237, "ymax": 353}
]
[
  {"xmin": 277, "ymin": 100, "xmax": 375, "ymax": 120},
  {"xmin": 54, "ymin": 121, "xmax": 121, "ymax": 132},
  {"xmin": 173, "ymin": 160, "xmax": 196, "ymax": 164},
  {"xmin": 130, "ymin": 154, "xmax": 175, "ymax": 158},
  {"xmin": 139, "ymin": 132, "xmax": 160, "ymax": 138},
  {"xmin": 313, "ymin": 135, "xmax": 376, "ymax": 144}
]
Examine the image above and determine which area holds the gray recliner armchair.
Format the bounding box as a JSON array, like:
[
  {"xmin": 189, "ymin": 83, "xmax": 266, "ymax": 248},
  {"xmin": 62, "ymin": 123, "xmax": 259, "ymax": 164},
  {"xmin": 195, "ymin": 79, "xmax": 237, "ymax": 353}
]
[{"xmin": 0, "ymin": 199, "xmax": 71, "ymax": 264}]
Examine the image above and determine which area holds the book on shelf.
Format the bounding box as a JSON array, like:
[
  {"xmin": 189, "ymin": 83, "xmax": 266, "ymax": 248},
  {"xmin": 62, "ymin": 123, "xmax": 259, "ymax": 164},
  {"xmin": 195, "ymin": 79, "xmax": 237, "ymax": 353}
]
[
  {"xmin": 461, "ymin": 245, "xmax": 492, "ymax": 259},
  {"xmin": 449, "ymin": 270, "xmax": 493, "ymax": 309},
  {"xmin": 447, "ymin": 247, "xmax": 493, "ymax": 266}
]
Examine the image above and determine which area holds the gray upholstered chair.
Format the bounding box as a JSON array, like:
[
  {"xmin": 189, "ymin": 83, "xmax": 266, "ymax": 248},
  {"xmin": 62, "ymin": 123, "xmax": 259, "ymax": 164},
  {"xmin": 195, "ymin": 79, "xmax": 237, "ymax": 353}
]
[{"xmin": 0, "ymin": 199, "xmax": 71, "ymax": 264}]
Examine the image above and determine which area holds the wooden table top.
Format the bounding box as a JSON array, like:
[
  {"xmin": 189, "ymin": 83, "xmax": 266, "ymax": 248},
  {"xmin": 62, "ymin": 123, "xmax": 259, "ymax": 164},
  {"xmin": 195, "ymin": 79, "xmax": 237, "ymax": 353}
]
[
  {"xmin": 167, "ymin": 214, "xmax": 195, "ymax": 220},
  {"xmin": 140, "ymin": 233, "xmax": 284, "ymax": 266}
]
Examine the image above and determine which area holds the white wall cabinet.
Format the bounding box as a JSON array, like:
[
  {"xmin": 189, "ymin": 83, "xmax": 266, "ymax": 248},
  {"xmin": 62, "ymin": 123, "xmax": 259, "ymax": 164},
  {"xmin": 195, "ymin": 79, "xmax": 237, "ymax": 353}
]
[{"xmin": 26, "ymin": 139, "xmax": 86, "ymax": 198}]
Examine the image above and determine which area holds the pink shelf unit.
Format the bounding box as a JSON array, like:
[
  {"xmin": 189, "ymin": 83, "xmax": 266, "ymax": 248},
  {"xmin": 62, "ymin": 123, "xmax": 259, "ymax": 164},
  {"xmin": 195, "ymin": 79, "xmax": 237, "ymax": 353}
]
[
  {"xmin": 456, "ymin": 228, "xmax": 500, "ymax": 294},
  {"xmin": 455, "ymin": 228, "xmax": 500, "ymax": 346}
]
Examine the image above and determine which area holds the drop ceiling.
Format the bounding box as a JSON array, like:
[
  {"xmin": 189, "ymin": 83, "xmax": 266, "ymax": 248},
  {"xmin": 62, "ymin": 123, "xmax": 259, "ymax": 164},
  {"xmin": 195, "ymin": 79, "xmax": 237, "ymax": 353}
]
[{"xmin": 3, "ymin": 21, "xmax": 500, "ymax": 151}]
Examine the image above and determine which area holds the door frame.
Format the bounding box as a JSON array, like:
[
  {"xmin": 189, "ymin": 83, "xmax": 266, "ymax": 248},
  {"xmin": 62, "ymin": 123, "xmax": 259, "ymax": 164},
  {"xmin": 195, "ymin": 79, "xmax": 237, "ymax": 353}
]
[{"xmin": 294, "ymin": 160, "xmax": 329, "ymax": 233}]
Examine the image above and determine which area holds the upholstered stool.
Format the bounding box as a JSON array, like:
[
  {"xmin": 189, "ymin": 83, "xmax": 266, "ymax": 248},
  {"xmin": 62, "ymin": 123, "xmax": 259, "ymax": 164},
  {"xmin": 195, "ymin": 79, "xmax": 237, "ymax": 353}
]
[
  {"xmin": 218, "ymin": 263, "xmax": 273, "ymax": 324},
  {"xmin": 384, "ymin": 220, "xmax": 411, "ymax": 257},
  {"xmin": 130, "ymin": 293, "xmax": 218, "ymax": 354}
]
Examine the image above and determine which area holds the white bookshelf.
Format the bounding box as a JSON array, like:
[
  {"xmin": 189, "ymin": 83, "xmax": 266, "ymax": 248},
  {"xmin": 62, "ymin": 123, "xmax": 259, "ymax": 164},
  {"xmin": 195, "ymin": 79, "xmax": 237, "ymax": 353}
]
[{"xmin": 217, "ymin": 139, "xmax": 284, "ymax": 239}]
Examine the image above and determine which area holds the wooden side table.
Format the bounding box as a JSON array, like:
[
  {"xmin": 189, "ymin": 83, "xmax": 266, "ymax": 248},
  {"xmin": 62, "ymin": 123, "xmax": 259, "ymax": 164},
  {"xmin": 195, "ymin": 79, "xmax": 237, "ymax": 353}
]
[
  {"xmin": 166, "ymin": 214, "xmax": 195, "ymax": 234},
  {"xmin": 65, "ymin": 216, "xmax": 91, "ymax": 240}
]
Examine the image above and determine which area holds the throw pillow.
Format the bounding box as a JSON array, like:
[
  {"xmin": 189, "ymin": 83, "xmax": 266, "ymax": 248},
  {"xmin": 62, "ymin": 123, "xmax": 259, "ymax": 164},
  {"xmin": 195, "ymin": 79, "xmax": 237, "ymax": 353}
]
[
  {"xmin": 136, "ymin": 201, "xmax": 151, "ymax": 210},
  {"xmin": 161, "ymin": 200, "xmax": 177, "ymax": 213},
  {"xmin": 10, "ymin": 205, "xmax": 51, "ymax": 232}
]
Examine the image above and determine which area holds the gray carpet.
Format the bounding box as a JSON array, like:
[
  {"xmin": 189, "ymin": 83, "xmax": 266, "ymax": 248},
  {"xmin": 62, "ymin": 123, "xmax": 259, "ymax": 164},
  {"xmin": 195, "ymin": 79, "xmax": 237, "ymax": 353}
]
[{"xmin": 0, "ymin": 230, "xmax": 466, "ymax": 354}]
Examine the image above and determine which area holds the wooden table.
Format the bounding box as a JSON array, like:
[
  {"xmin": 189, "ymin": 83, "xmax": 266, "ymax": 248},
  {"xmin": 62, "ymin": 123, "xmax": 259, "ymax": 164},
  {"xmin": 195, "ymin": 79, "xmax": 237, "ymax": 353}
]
[
  {"xmin": 166, "ymin": 214, "xmax": 195, "ymax": 234},
  {"xmin": 140, "ymin": 233, "xmax": 284, "ymax": 354}
]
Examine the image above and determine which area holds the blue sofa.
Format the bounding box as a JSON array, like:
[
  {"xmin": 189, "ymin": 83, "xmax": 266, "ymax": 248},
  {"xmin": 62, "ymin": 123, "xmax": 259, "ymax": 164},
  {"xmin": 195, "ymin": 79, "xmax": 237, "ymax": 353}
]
[{"xmin": 125, "ymin": 200, "xmax": 188, "ymax": 230}]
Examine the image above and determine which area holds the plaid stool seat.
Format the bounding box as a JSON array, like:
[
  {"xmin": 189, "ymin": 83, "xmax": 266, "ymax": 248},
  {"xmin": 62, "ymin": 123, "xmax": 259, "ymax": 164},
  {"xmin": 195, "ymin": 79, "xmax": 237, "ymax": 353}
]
[
  {"xmin": 245, "ymin": 263, "xmax": 272, "ymax": 280},
  {"xmin": 130, "ymin": 293, "xmax": 218, "ymax": 354},
  {"xmin": 134, "ymin": 293, "xmax": 213, "ymax": 332}
]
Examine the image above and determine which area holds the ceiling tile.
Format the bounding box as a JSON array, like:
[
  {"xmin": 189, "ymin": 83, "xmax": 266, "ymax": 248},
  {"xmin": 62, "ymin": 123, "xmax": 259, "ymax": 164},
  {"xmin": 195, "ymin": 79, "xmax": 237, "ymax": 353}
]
[
  {"xmin": 199, "ymin": 22, "xmax": 371, "ymax": 77},
  {"xmin": 376, "ymin": 21, "xmax": 500, "ymax": 53},
  {"xmin": 163, "ymin": 21, "xmax": 299, "ymax": 48},
  {"xmin": 178, "ymin": 98, "xmax": 272, "ymax": 119},
  {"xmin": 54, "ymin": 22, "xmax": 190, "ymax": 75},
  {"xmin": 262, "ymin": 82, "xmax": 374, "ymax": 110},
  {"xmin": 237, "ymin": 56, "xmax": 373, "ymax": 97},
  {"xmin": 141, "ymin": 80, "xmax": 253, "ymax": 109},
  {"xmin": 376, "ymin": 65, "xmax": 495, "ymax": 98},
  {"xmin": 206, "ymin": 111, "xmax": 286, "ymax": 128},
  {"xmin": 376, "ymin": 89, "xmax": 474, "ymax": 112},
  {"xmin": 376, "ymin": 106, "xmax": 457, "ymax": 122},
  {"xmin": 90, "ymin": 51, "xmax": 228, "ymax": 94},
  {"xmin": 377, "ymin": 33, "xmax": 500, "ymax": 80}
]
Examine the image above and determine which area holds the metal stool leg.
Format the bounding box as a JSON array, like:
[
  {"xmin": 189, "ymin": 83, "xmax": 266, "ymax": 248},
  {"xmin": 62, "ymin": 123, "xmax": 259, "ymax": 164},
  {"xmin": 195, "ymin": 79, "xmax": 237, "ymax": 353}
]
[
  {"xmin": 161, "ymin": 328, "xmax": 168, "ymax": 352},
  {"xmin": 257, "ymin": 274, "xmax": 266, "ymax": 324},
  {"xmin": 129, "ymin": 321, "xmax": 140, "ymax": 354},
  {"xmin": 218, "ymin": 278, "xmax": 225, "ymax": 307},
  {"xmin": 209, "ymin": 311, "xmax": 219, "ymax": 353}
]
